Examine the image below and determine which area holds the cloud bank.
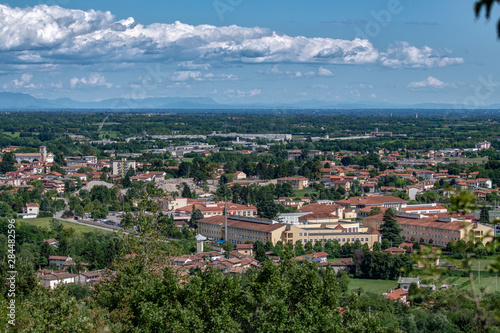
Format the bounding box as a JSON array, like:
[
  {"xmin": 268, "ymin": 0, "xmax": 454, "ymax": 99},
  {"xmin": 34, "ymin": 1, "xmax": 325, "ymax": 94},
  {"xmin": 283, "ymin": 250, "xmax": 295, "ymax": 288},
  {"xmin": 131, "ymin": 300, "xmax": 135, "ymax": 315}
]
[
  {"xmin": 0, "ymin": 4, "xmax": 464, "ymax": 69},
  {"xmin": 408, "ymin": 76, "xmax": 447, "ymax": 89}
]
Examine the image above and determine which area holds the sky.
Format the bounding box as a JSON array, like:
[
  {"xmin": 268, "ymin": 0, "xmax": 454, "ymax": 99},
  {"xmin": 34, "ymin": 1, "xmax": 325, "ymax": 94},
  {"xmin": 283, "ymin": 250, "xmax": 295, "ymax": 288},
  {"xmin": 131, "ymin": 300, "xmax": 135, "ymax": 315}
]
[{"xmin": 0, "ymin": 0, "xmax": 500, "ymax": 107}]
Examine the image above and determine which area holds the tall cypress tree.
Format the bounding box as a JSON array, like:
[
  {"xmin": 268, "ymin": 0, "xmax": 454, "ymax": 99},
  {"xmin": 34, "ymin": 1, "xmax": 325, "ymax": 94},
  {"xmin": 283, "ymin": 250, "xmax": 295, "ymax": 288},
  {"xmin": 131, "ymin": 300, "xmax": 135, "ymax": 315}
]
[
  {"xmin": 479, "ymin": 206, "xmax": 490, "ymax": 224},
  {"xmin": 379, "ymin": 208, "xmax": 403, "ymax": 247},
  {"xmin": 0, "ymin": 152, "xmax": 16, "ymax": 173}
]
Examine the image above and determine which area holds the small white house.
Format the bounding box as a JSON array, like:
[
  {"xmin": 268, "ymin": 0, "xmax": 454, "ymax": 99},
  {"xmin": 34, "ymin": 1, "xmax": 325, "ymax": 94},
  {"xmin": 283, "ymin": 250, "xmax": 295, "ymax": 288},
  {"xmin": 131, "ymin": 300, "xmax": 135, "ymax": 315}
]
[
  {"xmin": 234, "ymin": 171, "xmax": 247, "ymax": 180},
  {"xmin": 24, "ymin": 203, "xmax": 39, "ymax": 217},
  {"xmin": 42, "ymin": 272, "xmax": 77, "ymax": 289},
  {"xmin": 78, "ymin": 270, "xmax": 104, "ymax": 285},
  {"xmin": 397, "ymin": 276, "xmax": 420, "ymax": 291},
  {"xmin": 48, "ymin": 256, "xmax": 72, "ymax": 269}
]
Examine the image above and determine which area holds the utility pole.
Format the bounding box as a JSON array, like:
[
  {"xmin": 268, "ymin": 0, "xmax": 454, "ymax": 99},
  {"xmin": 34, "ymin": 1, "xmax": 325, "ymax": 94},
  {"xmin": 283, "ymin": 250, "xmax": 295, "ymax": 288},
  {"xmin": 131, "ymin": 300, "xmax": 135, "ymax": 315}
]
[
  {"xmin": 478, "ymin": 261, "xmax": 481, "ymax": 285},
  {"xmin": 224, "ymin": 195, "xmax": 228, "ymax": 244},
  {"xmin": 495, "ymin": 199, "xmax": 497, "ymax": 220},
  {"xmin": 368, "ymin": 306, "xmax": 372, "ymax": 319}
]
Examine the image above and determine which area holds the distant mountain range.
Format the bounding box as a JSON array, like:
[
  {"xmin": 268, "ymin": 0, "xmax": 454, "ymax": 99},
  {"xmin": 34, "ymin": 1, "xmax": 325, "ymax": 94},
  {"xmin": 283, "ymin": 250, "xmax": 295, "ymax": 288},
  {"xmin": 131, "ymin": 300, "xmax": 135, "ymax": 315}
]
[{"xmin": 0, "ymin": 92, "xmax": 499, "ymax": 110}]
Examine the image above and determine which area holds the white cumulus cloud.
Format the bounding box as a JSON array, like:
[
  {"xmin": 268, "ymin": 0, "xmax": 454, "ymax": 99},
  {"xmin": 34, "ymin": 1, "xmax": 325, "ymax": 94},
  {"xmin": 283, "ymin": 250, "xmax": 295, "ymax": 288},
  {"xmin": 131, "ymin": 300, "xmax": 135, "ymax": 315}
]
[
  {"xmin": 318, "ymin": 67, "xmax": 333, "ymax": 76},
  {"xmin": 170, "ymin": 71, "xmax": 238, "ymax": 82},
  {"xmin": 0, "ymin": 4, "xmax": 464, "ymax": 70},
  {"xmin": 13, "ymin": 73, "xmax": 33, "ymax": 87},
  {"xmin": 177, "ymin": 61, "xmax": 211, "ymax": 70},
  {"xmin": 381, "ymin": 42, "xmax": 464, "ymax": 69},
  {"xmin": 224, "ymin": 88, "xmax": 261, "ymax": 98},
  {"xmin": 70, "ymin": 73, "xmax": 113, "ymax": 88},
  {"xmin": 408, "ymin": 76, "xmax": 447, "ymax": 89}
]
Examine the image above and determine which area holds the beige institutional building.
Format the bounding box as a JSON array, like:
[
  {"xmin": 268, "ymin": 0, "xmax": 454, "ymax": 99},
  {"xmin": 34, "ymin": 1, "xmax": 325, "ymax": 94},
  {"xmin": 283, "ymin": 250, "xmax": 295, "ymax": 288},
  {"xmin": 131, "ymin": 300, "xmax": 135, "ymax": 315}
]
[
  {"xmin": 198, "ymin": 215, "xmax": 381, "ymax": 248},
  {"xmin": 363, "ymin": 212, "xmax": 494, "ymax": 246}
]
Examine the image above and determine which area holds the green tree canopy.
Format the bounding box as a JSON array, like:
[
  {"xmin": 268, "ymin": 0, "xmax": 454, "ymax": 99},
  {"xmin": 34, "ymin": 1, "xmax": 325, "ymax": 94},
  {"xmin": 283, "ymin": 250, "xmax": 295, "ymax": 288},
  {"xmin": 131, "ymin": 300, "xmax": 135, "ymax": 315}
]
[{"xmin": 379, "ymin": 208, "xmax": 403, "ymax": 247}]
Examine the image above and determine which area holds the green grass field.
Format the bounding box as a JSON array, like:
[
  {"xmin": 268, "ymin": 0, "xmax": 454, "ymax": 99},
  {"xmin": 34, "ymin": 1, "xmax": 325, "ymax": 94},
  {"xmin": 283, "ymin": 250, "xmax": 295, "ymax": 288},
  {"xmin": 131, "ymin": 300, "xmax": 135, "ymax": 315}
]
[
  {"xmin": 99, "ymin": 130, "xmax": 120, "ymax": 139},
  {"xmin": 17, "ymin": 217, "xmax": 111, "ymax": 234},
  {"xmin": 348, "ymin": 278, "xmax": 397, "ymax": 294},
  {"xmin": 439, "ymin": 257, "xmax": 497, "ymax": 271},
  {"xmin": 348, "ymin": 275, "xmax": 500, "ymax": 295},
  {"xmin": 440, "ymin": 275, "xmax": 500, "ymax": 293},
  {"xmin": 2, "ymin": 131, "xmax": 21, "ymax": 138}
]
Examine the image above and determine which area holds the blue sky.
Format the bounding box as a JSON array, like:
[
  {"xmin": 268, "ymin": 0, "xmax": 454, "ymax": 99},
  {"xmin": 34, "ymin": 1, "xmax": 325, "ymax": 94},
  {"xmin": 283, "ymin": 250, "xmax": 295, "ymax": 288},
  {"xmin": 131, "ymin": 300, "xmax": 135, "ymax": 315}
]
[{"xmin": 0, "ymin": 0, "xmax": 499, "ymax": 107}]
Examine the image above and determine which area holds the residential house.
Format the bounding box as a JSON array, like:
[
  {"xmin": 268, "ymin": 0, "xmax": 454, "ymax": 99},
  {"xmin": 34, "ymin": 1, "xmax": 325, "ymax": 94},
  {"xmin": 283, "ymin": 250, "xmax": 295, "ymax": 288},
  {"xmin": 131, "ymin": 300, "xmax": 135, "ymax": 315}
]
[
  {"xmin": 384, "ymin": 289, "xmax": 410, "ymax": 305},
  {"xmin": 327, "ymin": 258, "xmax": 355, "ymax": 273},
  {"xmin": 287, "ymin": 150, "xmax": 302, "ymax": 160},
  {"xmin": 397, "ymin": 277, "xmax": 420, "ymax": 291},
  {"xmin": 276, "ymin": 176, "xmax": 309, "ymax": 190},
  {"xmin": 41, "ymin": 272, "xmax": 78, "ymax": 289},
  {"xmin": 234, "ymin": 171, "xmax": 247, "ymax": 180},
  {"xmin": 48, "ymin": 256, "xmax": 72, "ymax": 269},
  {"xmin": 236, "ymin": 244, "xmax": 253, "ymax": 256},
  {"xmin": 78, "ymin": 270, "xmax": 104, "ymax": 285},
  {"xmin": 383, "ymin": 247, "xmax": 407, "ymax": 255},
  {"xmin": 24, "ymin": 203, "xmax": 39, "ymax": 216},
  {"xmin": 293, "ymin": 251, "xmax": 329, "ymax": 263},
  {"xmin": 43, "ymin": 238, "xmax": 59, "ymax": 248}
]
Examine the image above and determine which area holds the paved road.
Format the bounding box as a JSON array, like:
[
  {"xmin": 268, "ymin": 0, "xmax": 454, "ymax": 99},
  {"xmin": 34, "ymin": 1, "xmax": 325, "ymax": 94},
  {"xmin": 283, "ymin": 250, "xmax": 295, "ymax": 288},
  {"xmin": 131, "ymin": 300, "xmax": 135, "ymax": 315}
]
[
  {"xmin": 54, "ymin": 210, "xmax": 130, "ymax": 234},
  {"xmin": 53, "ymin": 211, "xmax": 175, "ymax": 241}
]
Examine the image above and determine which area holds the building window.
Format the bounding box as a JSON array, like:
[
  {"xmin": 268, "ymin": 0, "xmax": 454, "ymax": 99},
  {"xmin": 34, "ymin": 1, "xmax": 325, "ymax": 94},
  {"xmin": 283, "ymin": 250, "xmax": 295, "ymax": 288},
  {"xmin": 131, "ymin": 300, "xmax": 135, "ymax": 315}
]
[{"xmin": 299, "ymin": 233, "xmax": 303, "ymax": 236}]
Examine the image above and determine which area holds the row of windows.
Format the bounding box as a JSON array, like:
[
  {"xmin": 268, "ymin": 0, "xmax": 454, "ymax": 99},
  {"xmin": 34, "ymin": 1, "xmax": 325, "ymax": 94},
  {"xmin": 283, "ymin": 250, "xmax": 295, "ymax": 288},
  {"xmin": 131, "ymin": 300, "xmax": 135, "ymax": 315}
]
[
  {"xmin": 228, "ymin": 227, "xmax": 265, "ymax": 236},
  {"xmin": 302, "ymin": 237, "xmax": 371, "ymax": 243},
  {"xmin": 405, "ymin": 236, "xmax": 458, "ymax": 244},
  {"xmin": 403, "ymin": 230, "xmax": 459, "ymax": 241},
  {"xmin": 299, "ymin": 229, "xmax": 359, "ymax": 236},
  {"xmin": 231, "ymin": 211, "xmax": 257, "ymax": 216},
  {"xmin": 404, "ymin": 225, "xmax": 459, "ymax": 235},
  {"xmin": 200, "ymin": 228, "xmax": 218, "ymax": 235},
  {"xmin": 205, "ymin": 211, "xmax": 257, "ymax": 217},
  {"xmin": 228, "ymin": 232, "xmax": 265, "ymax": 242}
]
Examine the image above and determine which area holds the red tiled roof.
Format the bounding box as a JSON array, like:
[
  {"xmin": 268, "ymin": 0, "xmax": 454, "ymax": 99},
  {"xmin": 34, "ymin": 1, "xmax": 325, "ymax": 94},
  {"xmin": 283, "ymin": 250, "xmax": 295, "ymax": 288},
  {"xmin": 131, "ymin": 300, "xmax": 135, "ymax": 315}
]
[
  {"xmin": 199, "ymin": 216, "xmax": 285, "ymax": 233},
  {"xmin": 336, "ymin": 195, "xmax": 407, "ymax": 205},
  {"xmin": 383, "ymin": 247, "xmax": 406, "ymax": 253},
  {"xmin": 365, "ymin": 213, "xmax": 473, "ymax": 231},
  {"xmin": 236, "ymin": 244, "xmax": 253, "ymax": 250},
  {"xmin": 176, "ymin": 202, "xmax": 257, "ymax": 214},
  {"xmin": 296, "ymin": 203, "xmax": 341, "ymax": 214},
  {"xmin": 48, "ymin": 256, "xmax": 68, "ymax": 260},
  {"xmin": 385, "ymin": 288, "xmax": 408, "ymax": 301}
]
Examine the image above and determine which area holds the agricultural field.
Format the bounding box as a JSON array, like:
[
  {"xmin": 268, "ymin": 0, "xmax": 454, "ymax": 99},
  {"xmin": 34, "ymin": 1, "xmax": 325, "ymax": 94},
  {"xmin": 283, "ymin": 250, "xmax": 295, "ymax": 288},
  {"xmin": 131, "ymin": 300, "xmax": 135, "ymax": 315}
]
[
  {"xmin": 348, "ymin": 278, "xmax": 398, "ymax": 295},
  {"xmin": 17, "ymin": 217, "xmax": 111, "ymax": 234}
]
